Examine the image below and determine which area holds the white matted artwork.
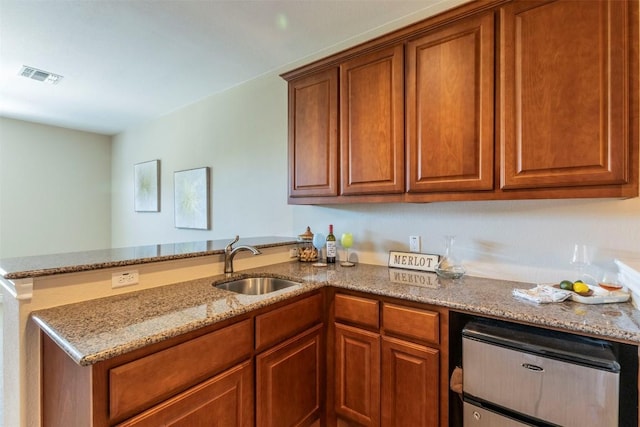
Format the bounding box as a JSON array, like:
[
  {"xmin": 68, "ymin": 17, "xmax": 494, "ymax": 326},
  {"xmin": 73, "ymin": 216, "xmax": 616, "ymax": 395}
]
[
  {"xmin": 134, "ymin": 160, "xmax": 160, "ymax": 212},
  {"xmin": 174, "ymin": 167, "xmax": 210, "ymax": 229}
]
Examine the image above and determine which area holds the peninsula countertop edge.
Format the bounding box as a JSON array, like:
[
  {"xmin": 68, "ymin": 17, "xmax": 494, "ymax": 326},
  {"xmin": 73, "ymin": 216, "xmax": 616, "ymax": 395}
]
[{"xmin": 0, "ymin": 236, "xmax": 297, "ymax": 280}]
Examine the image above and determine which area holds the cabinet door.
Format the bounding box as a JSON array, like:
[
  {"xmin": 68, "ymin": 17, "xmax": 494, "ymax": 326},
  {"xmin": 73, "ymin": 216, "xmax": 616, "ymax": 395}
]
[
  {"xmin": 118, "ymin": 361, "xmax": 253, "ymax": 427},
  {"xmin": 500, "ymin": 0, "xmax": 631, "ymax": 190},
  {"xmin": 256, "ymin": 324, "xmax": 323, "ymax": 427},
  {"xmin": 335, "ymin": 323, "xmax": 381, "ymax": 426},
  {"xmin": 288, "ymin": 68, "xmax": 339, "ymax": 198},
  {"xmin": 381, "ymin": 337, "xmax": 439, "ymax": 427},
  {"xmin": 406, "ymin": 12, "xmax": 494, "ymax": 193},
  {"xmin": 340, "ymin": 44, "xmax": 404, "ymax": 195}
]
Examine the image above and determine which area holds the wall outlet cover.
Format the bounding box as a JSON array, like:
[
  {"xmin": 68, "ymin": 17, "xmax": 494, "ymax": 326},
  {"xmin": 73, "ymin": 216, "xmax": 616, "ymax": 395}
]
[
  {"xmin": 409, "ymin": 236, "xmax": 421, "ymax": 252},
  {"xmin": 112, "ymin": 270, "xmax": 139, "ymax": 288}
]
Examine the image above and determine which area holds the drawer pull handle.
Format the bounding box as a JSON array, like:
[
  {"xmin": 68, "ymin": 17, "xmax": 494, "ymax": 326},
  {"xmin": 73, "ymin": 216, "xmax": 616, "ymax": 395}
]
[{"xmin": 522, "ymin": 363, "xmax": 544, "ymax": 372}]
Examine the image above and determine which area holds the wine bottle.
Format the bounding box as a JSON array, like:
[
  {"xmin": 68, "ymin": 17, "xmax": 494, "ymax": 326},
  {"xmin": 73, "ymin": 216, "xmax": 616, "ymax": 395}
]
[{"xmin": 326, "ymin": 224, "xmax": 336, "ymax": 264}]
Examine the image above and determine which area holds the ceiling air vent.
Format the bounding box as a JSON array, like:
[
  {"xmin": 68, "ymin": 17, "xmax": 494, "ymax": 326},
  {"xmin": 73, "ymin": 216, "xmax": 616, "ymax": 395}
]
[{"xmin": 19, "ymin": 66, "xmax": 63, "ymax": 84}]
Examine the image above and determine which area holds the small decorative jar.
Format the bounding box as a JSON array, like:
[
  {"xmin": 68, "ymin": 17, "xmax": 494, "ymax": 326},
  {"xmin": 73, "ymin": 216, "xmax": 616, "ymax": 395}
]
[{"xmin": 297, "ymin": 226, "xmax": 318, "ymax": 262}]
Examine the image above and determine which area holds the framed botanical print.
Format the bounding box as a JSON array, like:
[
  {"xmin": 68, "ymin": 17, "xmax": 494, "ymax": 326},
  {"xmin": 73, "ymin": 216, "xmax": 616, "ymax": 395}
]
[
  {"xmin": 134, "ymin": 160, "xmax": 160, "ymax": 212},
  {"xmin": 174, "ymin": 167, "xmax": 210, "ymax": 229}
]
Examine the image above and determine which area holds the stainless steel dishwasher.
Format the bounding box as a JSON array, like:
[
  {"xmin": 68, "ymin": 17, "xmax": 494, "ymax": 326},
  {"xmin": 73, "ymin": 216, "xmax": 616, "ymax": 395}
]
[{"xmin": 462, "ymin": 319, "xmax": 620, "ymax": 426}]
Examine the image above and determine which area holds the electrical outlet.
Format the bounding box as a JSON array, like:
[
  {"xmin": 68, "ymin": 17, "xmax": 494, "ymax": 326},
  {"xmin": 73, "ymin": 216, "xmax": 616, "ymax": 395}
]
[
  {"xmin": 289, "ymin": 248, "xmax": 298, "ymax": 258},
  {"xmin": 112, "ymin": 270, "xmax": 139, "ymax": 288},
  {"xmin": 409, "ymin": 236, "xmax": 421, "ymax": 252}
]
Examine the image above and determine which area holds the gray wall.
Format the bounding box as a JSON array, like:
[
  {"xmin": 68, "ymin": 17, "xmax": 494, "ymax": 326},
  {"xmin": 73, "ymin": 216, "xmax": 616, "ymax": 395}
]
[{"xmin": 0, "ymin": 117, "xmax": 111, "ymax": 258}]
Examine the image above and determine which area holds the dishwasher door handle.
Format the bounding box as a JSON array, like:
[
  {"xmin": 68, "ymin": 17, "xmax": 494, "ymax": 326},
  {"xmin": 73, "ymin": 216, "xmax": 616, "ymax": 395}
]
[{"xmin": 521, "ymin": 363, "xmax": 544, "ymax": 372}]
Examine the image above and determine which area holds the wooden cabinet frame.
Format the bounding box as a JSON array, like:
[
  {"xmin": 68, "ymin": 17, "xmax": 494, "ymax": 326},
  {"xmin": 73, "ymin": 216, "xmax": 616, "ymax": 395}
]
[
  {"xmin": 340, "ymin": 44, "xmax": 405, "ymax": 196},
  {"xmin": 283, "ymin": 0, "xmax": 638, "ymax": 204},
  {"xmin": 381, "ymin": 336, "xmax": 440, "ymax": 427},
  {"xmin": 328, "ymin": 289, "xmax": 450, "ymax": 427},
  {"xmin": 41, "ymin": 292, "xmax": 325, "ymax": 427},
  {"xmin": 334, "ymin": 323, "xmax": 381, "ymax": 426},
  {"xmin": 288, "ymin": 69, "xmax": 339, "ymax": 198},
  {"xmin": 257, "ymin": 325, "xmax": 323, "ymax": 427},
  {"xmin": 499, "ymin": 0, "xmax": 632, "ymax": 190},
  {"xmin": 406, "ymin": 11, "xmax": 495, "ymax": 193}
]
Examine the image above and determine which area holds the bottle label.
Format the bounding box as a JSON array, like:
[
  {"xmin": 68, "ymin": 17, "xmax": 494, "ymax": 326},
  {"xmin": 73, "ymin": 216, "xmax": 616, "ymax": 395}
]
[{"xmin": 326, "ymin": 241, "xmax": 337, "ymax": 258}]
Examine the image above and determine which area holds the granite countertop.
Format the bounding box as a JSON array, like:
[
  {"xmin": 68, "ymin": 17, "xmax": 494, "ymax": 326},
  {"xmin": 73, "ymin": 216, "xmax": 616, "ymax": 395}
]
[
  {"xmin": 31, "ymin": 262, "xmax": 640, "ymax": 366},
  {"xmin": 0, "ymin": 236, "xmax": 297, "ymax": 280}
]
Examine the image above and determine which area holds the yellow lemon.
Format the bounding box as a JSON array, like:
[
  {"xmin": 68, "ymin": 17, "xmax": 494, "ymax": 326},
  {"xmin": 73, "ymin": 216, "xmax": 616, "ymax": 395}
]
[{"xmin": 573, "ymin": 282, "xmax": 590, "ymax": 294}]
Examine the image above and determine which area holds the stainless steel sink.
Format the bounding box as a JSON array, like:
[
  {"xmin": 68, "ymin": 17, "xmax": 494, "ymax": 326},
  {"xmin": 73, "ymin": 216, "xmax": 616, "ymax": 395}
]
[{"xmin": 215, "ymin": 277, "xmax": 299, "ymax": 295}]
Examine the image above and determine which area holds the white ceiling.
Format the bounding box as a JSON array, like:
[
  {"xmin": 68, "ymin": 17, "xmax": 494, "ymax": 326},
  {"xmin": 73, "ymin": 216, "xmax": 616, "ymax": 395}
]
[{"xmin": 0, "ymin": 0, "xmax": 467, "ymax": 135}]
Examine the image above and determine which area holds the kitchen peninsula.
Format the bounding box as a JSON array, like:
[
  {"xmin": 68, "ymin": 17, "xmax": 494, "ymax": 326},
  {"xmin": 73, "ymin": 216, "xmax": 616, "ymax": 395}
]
[
  {"xmin": 0, "ymin": 237, "xmax": 297, "ymax": 427},
  {"xmin": 4, "ymin": 239, "xmax": 639, "ymax": 426}
]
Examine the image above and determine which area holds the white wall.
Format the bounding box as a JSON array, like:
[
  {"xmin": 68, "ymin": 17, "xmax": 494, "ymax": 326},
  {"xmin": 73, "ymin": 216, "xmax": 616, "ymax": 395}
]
[
  {"xmin": 0, "ymin": 118, "xmax": 112, "ymax": 258},
  {"xmin": 111, "ymin": 72, "xmax": 294, "ymax": 246},
  {"xmin": 292, "ymin": 199, "xmax": 640, "ymax": 282}
]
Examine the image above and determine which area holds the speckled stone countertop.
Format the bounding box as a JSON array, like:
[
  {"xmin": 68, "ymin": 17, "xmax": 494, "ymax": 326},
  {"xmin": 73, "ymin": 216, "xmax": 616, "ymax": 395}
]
[
  {"xmin": 0, "ymin": 236, "xmax": 296, "ymax": 280},
  {"xmin": 31, "ymin": 262, "xmax": 640, "ymax": 366}
]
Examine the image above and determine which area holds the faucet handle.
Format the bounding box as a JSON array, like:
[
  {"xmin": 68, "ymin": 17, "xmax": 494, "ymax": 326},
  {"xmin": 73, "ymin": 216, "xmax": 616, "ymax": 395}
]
[{"xmin": 225, "ymin": 235, "xmax": 240, "ymax": 251}]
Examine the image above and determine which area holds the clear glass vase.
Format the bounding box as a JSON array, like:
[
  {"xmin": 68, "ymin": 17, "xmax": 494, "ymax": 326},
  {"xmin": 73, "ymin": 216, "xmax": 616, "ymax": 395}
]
[{"xmin": 435, "ymin": 235, "xmax": 466, "ymax": 279}]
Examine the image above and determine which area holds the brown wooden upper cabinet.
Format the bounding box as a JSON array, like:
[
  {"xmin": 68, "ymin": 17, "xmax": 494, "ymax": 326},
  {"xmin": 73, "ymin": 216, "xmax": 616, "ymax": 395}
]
[
  {"xmin": 406, "ymin": 11, "xmax": 495, "ymax": 193},
  {"xmin": 340, "ymin": 44, "xmax": 405, "ymax": 196},
  {"xmin": 282, "ymin": 0, "xmax": 638, "ymax": 204},
  {"xmin": 499, "ymin": 0, "xmax": 633, "ymax": 190},
  {"xmin": 287, "ymin": 68, "xmax": 339, "ymax": 198}
]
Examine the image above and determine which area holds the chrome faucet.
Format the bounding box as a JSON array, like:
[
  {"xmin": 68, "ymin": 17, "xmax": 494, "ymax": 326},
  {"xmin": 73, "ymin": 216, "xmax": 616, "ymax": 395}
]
[{"xmin": 224, "ymin": 235, "xmax": 261, "ymax": 274}]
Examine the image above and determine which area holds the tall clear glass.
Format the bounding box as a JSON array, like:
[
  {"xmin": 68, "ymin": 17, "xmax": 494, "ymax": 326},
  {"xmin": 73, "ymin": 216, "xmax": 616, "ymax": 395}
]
[
  {"xmin": 435, "ymin": 235, "xmax": 465, "ymax": 279},
  {"xmin": 570, "ymin": 243, "xmax": 594, "ymax": 284}
]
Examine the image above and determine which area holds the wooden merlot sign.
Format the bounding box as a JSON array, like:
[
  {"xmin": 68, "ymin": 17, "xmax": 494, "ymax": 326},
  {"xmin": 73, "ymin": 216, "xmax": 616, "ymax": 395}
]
[{"xmin": 388, "ymin": 251, "xmax": 440, "ymax": 272}]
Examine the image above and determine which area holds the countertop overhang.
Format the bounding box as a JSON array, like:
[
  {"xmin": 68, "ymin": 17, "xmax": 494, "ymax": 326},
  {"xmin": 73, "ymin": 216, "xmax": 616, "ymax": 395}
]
[
  {"xmin": 31, "ymin": 262, "xmax": 640, "ymax": 366},
  {"xmin": 0, "ymin": 236, "xmax": 297, "ymax": 280}
]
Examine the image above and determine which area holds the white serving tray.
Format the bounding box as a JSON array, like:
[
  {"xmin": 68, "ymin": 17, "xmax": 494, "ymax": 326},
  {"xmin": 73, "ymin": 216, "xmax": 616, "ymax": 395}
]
[
  {"xmin": 550, "ymin": 283, "xmax": 630, "ymax": 304},
  {"xmin": 569, "ymin": 288, "xmax": 630, "ymax": 304}
]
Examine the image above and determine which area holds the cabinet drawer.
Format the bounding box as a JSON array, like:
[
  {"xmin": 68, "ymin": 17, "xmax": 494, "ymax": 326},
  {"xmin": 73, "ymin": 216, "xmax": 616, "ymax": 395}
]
[
  {"xmin": 382, "ymin": 303, "xmax": 439, "ymax": 345},
  {"xmin": 255, "ymin": 293, "xmax": 322, "ymax": 352},
  {"xmin": 109, "ymin": 319, "xmax": 252, "ymax": 422},
  {"xmin": 117, "ymin": 361, "xmax": 253, "ymax": 427},
  {"xmin": 335, "ymin": 294, "xmax": 379, "ymax": 329}
]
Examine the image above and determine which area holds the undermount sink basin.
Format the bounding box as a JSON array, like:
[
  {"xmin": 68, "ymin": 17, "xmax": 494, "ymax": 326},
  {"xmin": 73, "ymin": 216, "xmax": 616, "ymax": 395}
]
[{"xmin": 215, "ymin": 277, "xmax": 299, "ymax": 295}]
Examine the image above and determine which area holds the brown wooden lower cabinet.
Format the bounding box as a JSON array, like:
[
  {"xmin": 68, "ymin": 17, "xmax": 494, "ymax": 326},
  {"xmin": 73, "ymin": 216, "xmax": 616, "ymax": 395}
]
[
  {"xmin": 332, "ymin": 293, "xmax": 446, "ymax": 427},
  {"xmin": 257, "ymin": 324, "xmax": 323, "ymax": 427},
  {"xmin": 334, "ymin": 323, "xmax": 381, "ymax": 426},
  {"xmin": 41, "ymin": 292, "xmax": 325, "ymax": 427},
  {"xmin": 334, "ymin": 326, "xmax": 441, "ymax": 427},
  {"xmin": 381, "ymin": 337, "xmax": 439, "ymax": 427},
  {"xmin": 41, "ymin": 289, "xmax": 447, "ymax": 427},
  {"xmin": 117, "ymin": 360, "xmax": 253, "ymax": 427},
  {"xmin": 108, "ymin": 319, "xmax": 253, "ymax": 422},
  {"xmin": 41, "ymin": 317, "xmax": 255, "ymax": 427}
]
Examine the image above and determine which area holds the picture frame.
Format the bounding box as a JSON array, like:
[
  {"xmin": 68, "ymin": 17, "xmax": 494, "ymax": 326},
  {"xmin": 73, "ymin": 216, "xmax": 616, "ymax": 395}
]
[
  {"xmin": 174, "ymin": 167, "xmax": 210, "ymax": 230},
  {"xmin": 134, "ymin": 160, "xmax": 160, "ymax": 212}
]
